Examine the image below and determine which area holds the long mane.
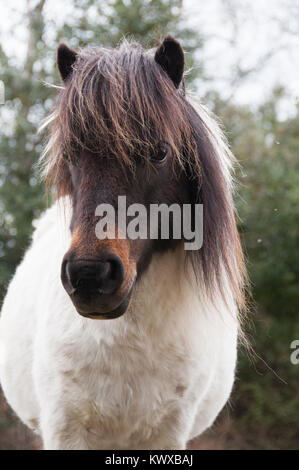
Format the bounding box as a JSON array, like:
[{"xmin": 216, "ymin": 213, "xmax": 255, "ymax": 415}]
[{"xmin": 40, "ymin": 39, "xmax": 247, "ymax": 318}]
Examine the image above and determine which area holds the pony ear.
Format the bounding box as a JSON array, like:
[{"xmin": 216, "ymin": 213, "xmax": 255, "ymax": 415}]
[
  {"xmin": 57, "ymin": 43, "xmax": 77, "ymax": 82},
  {"xmin": 154, "ymin": 35, "xmax": 184, "ymax": 88}
]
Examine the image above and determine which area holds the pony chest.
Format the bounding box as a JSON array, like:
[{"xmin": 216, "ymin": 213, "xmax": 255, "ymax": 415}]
[
  {"xmin": 62, "ymin": 329, "xmax": 196, "ymax": 432},
  {"xmin": 94, "ymin": 333, "xmax": 194, "ymax": 404}
]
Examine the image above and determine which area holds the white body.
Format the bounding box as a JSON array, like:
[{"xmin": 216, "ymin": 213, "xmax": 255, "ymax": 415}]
[{"xmin": 0, "ymin": 201, "xmax": 238, "ymax": 450}]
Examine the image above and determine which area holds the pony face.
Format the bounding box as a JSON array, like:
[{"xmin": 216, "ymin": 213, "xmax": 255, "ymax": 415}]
[
  {"xmin": 42, "ymin": 36, "xmax": 246, "ymax": 320},
  {"xmin": 55, "ymin": 37, "xmax": 194, "ymax": 319},
  {"xmin": 61, "ymin": 146, "xmax": 191, "ymax": 320}
]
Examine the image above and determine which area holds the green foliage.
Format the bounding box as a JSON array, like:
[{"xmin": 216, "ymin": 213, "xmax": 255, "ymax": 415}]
[
  {"xmin": 59, "ymin": 0, "xmax": 202, "ymax": 83},
  {"xmin": 214, "ymin": 88, "xmax": 299, "ymax": 319},
  {"xmin": 211, "ymin": 89, "xmax": 299, "ymax": 449},
  {"xmin": 0, "ymin": 1, "xmax": 52, "ymax": 294}
]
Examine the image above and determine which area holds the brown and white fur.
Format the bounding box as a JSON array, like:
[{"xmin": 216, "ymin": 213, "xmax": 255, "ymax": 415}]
[{"xmin": 0, "ymin": 36, "xmax": 246, "ymax": 450}]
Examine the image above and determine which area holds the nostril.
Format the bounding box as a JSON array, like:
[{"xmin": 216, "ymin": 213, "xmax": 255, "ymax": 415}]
[
  {"xmin": 95, "ymin": 262, "xmax": 112, "ymax": 284},
  {"xmin": 96, "ymin": 257, "xmax": 124, "ymax": 295},
  {"xmin": 61, "ymin": 259, "xmax": 77, "ymax": 295},
  {"xmin": 107, "ymin": 258, "xmax": 124, "ymax": 284}
]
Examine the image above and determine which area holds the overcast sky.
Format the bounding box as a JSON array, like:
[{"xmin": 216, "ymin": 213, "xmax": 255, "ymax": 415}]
[{"xmin": 1, "ymin": 0, "xmax": 299, "ymax": 118}]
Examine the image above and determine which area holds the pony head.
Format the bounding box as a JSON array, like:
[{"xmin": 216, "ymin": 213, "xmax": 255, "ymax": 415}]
[{"xmin": 41, "ymin": 36, "xmax": 246, "ymax": 320}]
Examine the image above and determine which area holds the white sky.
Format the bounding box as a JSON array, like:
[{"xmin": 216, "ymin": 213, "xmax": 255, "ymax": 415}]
[
  {"xmin": 0, "ymin": 0, "xmax": 299, "ymax": 117},
  {"xmin": 184, "ymin": 0, "xmax": 299, "ymax": 117}
]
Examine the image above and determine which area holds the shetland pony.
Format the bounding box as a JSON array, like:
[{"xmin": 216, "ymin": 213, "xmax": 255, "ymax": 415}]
[{"xmin": 0, "ymin": 36, "xmax": 246, "ymax": 450}]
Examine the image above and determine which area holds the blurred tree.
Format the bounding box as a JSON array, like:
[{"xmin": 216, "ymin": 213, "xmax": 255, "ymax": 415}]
[
  {"xmin": 0, "ymin": 0, "xmax": 51, "ymax": 291},
  {"xmin": 210, "ymin": 88, "xmax": 299, "ymax": 449},
  {"xmin": 58, "ymin": 0, "xmax": 202, "ymax": 82},
  {"xmin": 0, "ymin": 0, "xmax": 203, "ymax": 301}
]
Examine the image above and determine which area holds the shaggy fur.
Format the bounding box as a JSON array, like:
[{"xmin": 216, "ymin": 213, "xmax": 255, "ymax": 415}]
[
  {"xmin": 0, "ymin": 37, "xmax": 247, "ymax": 450},
  {"xmin": 41, "ymin": 38, "xmax": 246, "ymax": 312}
]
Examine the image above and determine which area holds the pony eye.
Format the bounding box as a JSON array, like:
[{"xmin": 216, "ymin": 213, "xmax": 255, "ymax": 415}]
[
  {"xmin": 63, "ymin": 152, "xmax": 77, "ymax": 166},
  {"xmin": 151, "ymin": 144, "xmax": 169, "ymax": 164},
  {"xmin": 63, "ymin": 151, "xmax": 71, "ymax": 163}
]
